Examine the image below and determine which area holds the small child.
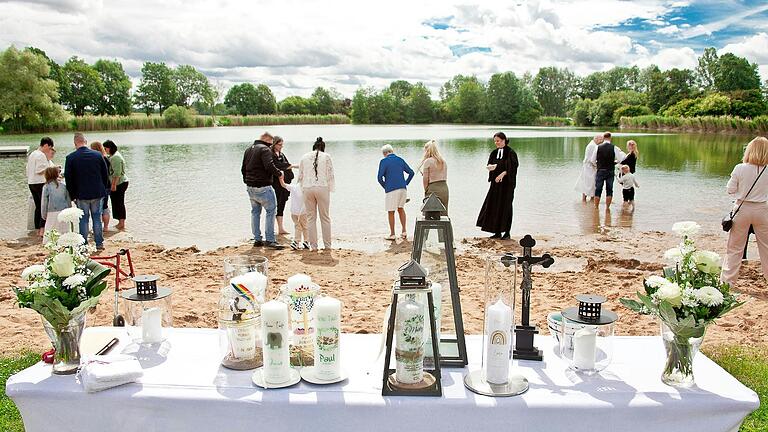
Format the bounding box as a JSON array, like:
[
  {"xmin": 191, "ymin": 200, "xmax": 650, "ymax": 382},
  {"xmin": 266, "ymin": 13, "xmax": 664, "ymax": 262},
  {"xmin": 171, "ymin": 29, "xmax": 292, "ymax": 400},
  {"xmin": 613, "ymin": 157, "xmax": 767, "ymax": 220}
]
[
  {"xmin": 288, "ymin": 184, "xmax": 310, "ymax": 250},
  {"xmin": 40, "ymin": 166, "xmax": 71, "ymax": 239},
  {"xmin": 617, "ymin": 164, "xmax": 639, "ymax": 203}
]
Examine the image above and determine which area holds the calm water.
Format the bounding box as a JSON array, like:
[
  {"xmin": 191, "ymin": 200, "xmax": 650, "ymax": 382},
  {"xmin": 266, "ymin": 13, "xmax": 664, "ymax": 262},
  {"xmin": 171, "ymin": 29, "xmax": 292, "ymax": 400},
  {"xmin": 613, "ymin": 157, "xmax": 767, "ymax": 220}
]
[{"xmin": 0, "ymin": 125, "xmax": 747, "ymax": 251}]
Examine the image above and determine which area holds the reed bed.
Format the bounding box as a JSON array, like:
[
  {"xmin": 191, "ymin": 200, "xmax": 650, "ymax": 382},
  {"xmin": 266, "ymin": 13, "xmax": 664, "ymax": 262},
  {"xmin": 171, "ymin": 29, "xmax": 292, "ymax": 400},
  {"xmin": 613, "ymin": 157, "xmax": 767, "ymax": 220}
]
[
  {"xmin": 534, "ymin": 116, "xmax": 573, "ymax": 127},
  {"xmin": 620, "ymin": 115, "xmax": 768, "ymax": 134}
]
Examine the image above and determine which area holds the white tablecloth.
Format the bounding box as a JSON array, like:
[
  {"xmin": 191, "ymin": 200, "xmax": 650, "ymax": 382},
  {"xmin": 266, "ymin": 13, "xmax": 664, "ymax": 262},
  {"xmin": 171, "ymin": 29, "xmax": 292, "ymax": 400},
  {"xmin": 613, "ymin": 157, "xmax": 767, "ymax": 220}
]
[{"xmin": 7, "ymin": 328, "xmax": 759, "ymax": 432}]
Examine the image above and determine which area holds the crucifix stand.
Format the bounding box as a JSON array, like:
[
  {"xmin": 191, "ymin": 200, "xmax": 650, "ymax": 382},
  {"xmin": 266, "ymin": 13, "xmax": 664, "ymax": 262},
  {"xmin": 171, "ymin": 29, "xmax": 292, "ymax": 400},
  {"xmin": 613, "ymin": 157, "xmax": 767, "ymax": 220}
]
[{"xmin": 512, "ymin": 235, "xmax": 554, "ymax": 361}]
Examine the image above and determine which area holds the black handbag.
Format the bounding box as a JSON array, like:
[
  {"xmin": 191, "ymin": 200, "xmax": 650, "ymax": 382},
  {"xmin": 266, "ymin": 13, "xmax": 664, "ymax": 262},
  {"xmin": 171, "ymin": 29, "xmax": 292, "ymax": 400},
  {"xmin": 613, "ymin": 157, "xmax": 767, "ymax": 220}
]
[{"xmin": 722, "ymin": 166, "xmax": 766, "ymax": 232}]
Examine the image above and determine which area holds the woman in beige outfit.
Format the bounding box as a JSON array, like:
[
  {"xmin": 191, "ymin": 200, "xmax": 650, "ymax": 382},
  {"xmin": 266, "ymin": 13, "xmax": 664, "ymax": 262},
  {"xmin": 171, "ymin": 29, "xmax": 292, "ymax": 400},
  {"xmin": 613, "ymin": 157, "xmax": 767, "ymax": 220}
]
[
  {"xmin": 721, "ymin": 136, "xmax": 768, "ymax": 287},
  {"xmin": 298, "ymin": 137, "xmax": 335, "ymax": 250},
  {"xmin": 419, "ymin": 139, "xmax": 449, "ymax": 215}
]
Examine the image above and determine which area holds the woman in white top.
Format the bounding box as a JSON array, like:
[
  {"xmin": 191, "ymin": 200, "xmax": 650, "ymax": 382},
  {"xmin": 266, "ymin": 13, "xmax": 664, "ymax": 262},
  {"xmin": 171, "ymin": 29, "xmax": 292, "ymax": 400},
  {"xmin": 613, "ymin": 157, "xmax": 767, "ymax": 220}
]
[
  {"xmin": 298, "ymin": 137, "xmax": 335, "ymax": 250},
  {"xmin": 721, "ymin": 136, "xmax": 768, "ymax": 287},
  {"xmin": 574, "ymin": 134, "xmax": 603, "ymax": 201}
]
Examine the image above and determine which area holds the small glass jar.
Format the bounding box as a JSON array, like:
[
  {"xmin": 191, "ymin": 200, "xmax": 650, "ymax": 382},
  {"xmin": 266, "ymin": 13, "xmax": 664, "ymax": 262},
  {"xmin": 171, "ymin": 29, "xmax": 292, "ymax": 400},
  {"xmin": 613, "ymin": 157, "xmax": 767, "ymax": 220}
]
[
  {"xmin": 560, "ymin": 295, "xmax": 617, "ymax": 375},
  {"xmin": 218, "ymin": 256, "xmax": 268, "ymax": 370}
]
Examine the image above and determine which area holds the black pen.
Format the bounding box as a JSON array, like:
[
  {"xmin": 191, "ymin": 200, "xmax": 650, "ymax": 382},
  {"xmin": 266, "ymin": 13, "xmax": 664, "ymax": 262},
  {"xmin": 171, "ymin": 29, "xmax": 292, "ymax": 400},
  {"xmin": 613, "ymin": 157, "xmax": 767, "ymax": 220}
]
[{"xmin": 95, "ymin": 337, "xmax": 120, "ymax": 355}]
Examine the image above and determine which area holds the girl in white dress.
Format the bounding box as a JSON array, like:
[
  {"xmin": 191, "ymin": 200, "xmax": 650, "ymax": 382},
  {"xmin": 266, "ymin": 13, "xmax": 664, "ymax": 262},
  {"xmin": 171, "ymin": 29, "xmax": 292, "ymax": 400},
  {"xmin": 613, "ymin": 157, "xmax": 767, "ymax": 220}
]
[{"xmin": 575, "ymin": 134, "xmax": 604, "ymax": 201}]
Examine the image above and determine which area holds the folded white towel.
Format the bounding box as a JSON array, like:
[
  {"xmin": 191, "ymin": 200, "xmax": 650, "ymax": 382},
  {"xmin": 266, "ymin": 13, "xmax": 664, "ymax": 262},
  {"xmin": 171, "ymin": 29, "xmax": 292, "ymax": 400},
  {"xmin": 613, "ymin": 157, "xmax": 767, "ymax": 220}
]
[{"xmin": 79, "ymin": 354, "xmax": 143, "ymax": 393}]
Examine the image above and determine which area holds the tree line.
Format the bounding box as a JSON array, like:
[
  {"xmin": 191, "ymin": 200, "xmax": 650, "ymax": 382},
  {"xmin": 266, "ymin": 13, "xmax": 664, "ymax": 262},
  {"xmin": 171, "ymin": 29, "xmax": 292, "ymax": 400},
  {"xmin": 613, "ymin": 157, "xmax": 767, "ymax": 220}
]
[{"xmin": 0, "ymin": 44, "xmax": 765, "ymax": 132}]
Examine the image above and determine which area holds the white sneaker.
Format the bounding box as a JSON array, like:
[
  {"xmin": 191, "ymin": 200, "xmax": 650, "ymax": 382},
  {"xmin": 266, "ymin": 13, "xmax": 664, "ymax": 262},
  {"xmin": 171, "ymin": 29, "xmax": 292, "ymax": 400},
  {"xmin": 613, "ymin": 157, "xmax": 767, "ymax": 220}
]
[{"xmin": 290, "ymin": 240, "xmax": 299, "ymax": 250}]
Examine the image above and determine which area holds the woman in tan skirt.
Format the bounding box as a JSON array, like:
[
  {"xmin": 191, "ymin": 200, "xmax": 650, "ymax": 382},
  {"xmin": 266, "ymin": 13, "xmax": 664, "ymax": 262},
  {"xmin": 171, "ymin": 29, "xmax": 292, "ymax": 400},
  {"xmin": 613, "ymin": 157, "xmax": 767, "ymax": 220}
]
[
  {"xmin": 419, "ymin": 140, "xmax": 448, "ymax": 215},
  {"xmin": 721, "ymin": 136, "xmax": 768, "ymax": 287}
]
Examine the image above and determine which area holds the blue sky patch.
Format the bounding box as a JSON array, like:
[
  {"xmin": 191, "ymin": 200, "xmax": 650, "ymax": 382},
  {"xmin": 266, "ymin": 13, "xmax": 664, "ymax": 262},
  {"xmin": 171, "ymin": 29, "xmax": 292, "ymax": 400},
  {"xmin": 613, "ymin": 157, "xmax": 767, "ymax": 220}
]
[
  {"xmin": 423, "ymin": 16, "xmax": 454, "ymax": 30},
  {"xmin": 450, "ymin": 45, "xmax": 491, "ymax": 57}
]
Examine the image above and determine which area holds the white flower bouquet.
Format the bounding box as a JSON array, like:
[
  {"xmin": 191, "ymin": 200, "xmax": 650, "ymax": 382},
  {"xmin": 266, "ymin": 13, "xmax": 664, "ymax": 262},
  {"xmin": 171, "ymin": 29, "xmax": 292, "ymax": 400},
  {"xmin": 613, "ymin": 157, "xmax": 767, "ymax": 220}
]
[
  {"xmin": 620, "ymin": 221, "xmax": 743, "ymax": 386},
  {"xmin": 13, "ymin": 206, "xmax": 110, "ymax": 373}
]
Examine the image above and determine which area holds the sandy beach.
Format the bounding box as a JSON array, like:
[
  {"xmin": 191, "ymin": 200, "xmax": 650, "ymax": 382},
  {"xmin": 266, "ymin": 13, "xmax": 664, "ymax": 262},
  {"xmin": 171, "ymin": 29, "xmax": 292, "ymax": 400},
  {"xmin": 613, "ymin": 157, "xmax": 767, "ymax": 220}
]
[{"xmin": 1, "ymin": 228, "xmax": 766, "ymax": 355}]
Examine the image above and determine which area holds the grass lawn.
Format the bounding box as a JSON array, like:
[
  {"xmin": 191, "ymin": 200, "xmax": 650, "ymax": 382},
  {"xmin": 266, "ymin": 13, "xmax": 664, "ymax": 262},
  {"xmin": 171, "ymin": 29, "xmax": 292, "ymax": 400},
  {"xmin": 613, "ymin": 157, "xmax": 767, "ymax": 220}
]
[{"xmin": 0, "ymin": 345, "xmax": 764, "ymax": 431}]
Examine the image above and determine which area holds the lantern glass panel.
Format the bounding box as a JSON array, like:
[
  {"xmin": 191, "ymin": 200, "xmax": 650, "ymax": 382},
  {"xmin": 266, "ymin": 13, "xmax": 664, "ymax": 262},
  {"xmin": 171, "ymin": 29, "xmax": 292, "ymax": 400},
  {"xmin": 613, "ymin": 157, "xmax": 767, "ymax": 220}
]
[
  {"xmin": 123, "ymin": 296, "xmax": 173, "ymax": 343},
  {"xmin": 559, "ymin": 319, "xmax": 615, "ymax": 375}
]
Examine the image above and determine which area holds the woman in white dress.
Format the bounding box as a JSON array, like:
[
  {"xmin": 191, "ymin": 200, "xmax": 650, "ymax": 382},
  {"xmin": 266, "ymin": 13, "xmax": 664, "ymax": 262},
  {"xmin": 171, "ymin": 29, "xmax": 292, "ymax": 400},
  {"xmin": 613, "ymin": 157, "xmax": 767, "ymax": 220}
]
[{"xmin": 575, "ymin": 134, "xmax": 604, "ymax": 201}]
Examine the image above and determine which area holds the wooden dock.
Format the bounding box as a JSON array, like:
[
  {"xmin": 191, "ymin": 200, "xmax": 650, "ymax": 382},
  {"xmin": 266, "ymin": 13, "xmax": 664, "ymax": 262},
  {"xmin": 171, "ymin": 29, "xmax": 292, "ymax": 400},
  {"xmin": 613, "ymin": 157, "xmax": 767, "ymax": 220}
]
[{"xmin": 0, "ymin": 146, "xmax": 29, "ymax": 158}]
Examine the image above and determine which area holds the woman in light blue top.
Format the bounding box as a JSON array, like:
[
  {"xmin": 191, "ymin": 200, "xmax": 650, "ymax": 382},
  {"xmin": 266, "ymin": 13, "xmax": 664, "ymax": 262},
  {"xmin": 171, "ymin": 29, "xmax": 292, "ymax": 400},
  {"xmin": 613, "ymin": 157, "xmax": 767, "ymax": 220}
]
[{"xmin": 41, "ymin": 166, "xmax": 71, "ymax": 238}]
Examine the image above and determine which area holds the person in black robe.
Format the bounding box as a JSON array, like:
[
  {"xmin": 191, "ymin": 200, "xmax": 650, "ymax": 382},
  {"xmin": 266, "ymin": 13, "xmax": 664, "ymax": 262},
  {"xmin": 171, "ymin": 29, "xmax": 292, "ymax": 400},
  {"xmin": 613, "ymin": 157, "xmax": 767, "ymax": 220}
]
[{"xmin": 477, "ymin": 132, "xmax": 519, "ymax": 239}]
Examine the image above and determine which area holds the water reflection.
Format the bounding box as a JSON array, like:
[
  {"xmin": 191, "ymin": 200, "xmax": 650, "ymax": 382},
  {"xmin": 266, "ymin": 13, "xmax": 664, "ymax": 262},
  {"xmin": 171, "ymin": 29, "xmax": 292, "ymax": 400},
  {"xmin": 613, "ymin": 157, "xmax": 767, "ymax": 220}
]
[{"xmin": 0, "ymin": 125, "xmax": 747, "ymax": 250}]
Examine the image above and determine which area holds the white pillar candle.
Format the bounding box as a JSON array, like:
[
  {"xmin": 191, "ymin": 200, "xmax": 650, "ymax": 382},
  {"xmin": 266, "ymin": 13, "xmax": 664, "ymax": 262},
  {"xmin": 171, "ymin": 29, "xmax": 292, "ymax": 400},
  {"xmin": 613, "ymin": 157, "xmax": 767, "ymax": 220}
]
[
  {"xmin": 287, "ymin": 273, "xmax": 312, "ymax": 291},
  {"xmin": 573, "ymin": 327, "xmax": 597, "ymax": 370},
  {"xmin": 261, "ymin": 300, "xmax": 290, "ymax": 384},
  {"xmin": 423, "ymin": 282, "xmax": 442, "ymax": 359},
  {"xmin": 484, "ymin": 299, "xmax": 512, "ymax": 384},
  {"xmin": 141, "ymin": 307, "xmax": 163, "ymax": 344},
  {"xmin": 395, "ymin": 294, "xmax": 425, "ymax": 384},
  {"xmin": 231, "ymin": 271, "xmax": 267, "ymax": 303},
  {"xmin": 314, "ymin": 296, "xmax": 341, "ymax": 380}
]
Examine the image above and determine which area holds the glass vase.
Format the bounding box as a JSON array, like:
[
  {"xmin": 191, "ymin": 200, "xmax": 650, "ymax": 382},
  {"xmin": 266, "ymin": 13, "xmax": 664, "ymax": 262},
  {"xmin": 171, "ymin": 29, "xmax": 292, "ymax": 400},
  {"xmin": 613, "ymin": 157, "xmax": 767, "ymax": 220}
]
[
  {"xmin": 660, "ymin": 321, "xmax": 705, "ymax": 388},
  {"xmin": 42, "ymin": 312, "xmax": 87, "ymax": 375}
]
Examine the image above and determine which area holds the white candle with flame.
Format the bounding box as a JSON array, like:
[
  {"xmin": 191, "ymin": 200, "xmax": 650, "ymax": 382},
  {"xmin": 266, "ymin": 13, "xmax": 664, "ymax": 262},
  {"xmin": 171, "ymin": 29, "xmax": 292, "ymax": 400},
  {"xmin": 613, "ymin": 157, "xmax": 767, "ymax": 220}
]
[{"xmin": 484, "ymin": 299, "xmax": 512, "ymax": 384}]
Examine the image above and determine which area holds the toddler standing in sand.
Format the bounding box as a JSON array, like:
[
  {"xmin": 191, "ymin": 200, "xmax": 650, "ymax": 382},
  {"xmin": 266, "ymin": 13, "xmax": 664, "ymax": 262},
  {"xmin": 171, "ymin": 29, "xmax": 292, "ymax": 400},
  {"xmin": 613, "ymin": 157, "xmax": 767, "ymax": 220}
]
[
  {"xmin": 617, "ymin": 164, "xmax": 639, "ymax": 204},
  {"xmin": 288, "ymin": 183, "xmax": 310, "ymax": 250}
]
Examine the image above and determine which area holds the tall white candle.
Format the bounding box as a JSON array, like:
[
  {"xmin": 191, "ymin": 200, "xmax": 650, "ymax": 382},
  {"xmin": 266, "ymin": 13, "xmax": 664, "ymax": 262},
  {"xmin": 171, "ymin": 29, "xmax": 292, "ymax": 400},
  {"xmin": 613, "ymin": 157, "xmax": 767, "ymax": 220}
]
[
  {"xmin": 231, "ymin": 271, "xmax": 267, "ymax": 303},
  {"xmin": 484, "ymin": 299, "xmax": 512, "ymax": 384},
  {"xmin": 423, "ymin": 282, "xmax": 442, "ymax": 359},
  {"xmin": 314, "ymin": 296, "xmax": 341, "ymax": 380},
  {"xmin": 573, "ymin": 328, "xmax": 597, "ymax": 370},
  {"xmin": 395, "ymin": 294, "xmax": 425, "ymax": 384},
  {"xmin": 141, "ymin": 307, "xmax": 163, "ymax": 343},
  {"xmin": 261, "ymin": 300, "xmax": 290, "ymax": 384}
]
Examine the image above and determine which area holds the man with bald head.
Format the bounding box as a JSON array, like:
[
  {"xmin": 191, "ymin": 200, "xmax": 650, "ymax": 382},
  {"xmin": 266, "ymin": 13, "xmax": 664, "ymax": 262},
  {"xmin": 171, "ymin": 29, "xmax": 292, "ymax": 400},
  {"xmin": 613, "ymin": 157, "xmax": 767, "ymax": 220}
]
[{"xmin": 64, "ymin": 132, "xmax": 110, "ymax": 250}]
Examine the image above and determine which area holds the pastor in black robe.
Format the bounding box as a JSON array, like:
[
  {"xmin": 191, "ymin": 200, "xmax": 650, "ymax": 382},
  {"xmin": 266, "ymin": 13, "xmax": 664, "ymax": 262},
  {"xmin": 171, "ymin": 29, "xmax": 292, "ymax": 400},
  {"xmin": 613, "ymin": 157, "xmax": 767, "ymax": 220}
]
[{"xmin": 476, "ymin": 145, "xmax": 519, "ymax": 235}]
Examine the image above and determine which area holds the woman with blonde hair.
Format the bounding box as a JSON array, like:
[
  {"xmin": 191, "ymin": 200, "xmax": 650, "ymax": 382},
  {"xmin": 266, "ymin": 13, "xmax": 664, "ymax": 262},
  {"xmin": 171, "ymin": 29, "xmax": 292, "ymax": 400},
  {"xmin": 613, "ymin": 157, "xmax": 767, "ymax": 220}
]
[
  {"xmin": 621, "ymin": 140, "xmax": 639, "ymax": 173},
  {"xmin": 721, "ymin": 136, "xmax": 768, "ymax": 286},
  {"xmin": 419, "ymin": 139, "xmax": 448, "ymax": 214}
]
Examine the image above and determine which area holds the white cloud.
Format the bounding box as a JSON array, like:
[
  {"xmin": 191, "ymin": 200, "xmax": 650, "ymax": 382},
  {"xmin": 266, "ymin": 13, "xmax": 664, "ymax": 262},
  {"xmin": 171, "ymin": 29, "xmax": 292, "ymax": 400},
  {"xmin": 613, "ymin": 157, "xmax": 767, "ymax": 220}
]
[
  {"xmin": 679, "ymin": 4, "xmax": 768, "ymax": 38},
  {"xmin": 657, "ymin": 25, "xmax": 681, "ymax": 35},
  {"xmin": 720, "ymin": 32, "xmax": 768, "ymax": 64},
  {"xmin": 634, "ymin": 47, "xmax": 698, "ymax": 70}
]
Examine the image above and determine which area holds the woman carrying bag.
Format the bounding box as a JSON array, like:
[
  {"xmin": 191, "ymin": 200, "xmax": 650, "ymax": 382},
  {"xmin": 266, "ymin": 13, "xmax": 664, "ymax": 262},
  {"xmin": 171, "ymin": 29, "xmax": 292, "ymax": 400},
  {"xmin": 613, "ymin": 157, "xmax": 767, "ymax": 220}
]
[{"xmin": 721, "ymin": 136, "xmax": 768, "ymax": 287}]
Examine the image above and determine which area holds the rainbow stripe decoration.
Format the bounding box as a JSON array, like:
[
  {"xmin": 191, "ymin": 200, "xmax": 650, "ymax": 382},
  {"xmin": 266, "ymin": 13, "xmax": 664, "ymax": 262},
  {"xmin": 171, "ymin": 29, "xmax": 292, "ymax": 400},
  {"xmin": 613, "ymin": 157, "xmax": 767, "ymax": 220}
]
[{"xmin": 231, "ymin": 282, "xmax": 258, "ymax": 309}]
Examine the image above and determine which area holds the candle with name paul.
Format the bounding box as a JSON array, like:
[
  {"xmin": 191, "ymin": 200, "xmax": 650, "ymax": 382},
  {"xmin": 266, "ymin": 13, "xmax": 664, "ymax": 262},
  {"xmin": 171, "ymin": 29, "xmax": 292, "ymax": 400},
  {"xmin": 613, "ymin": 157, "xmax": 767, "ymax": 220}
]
[
  {"xmin": 313, "ymin": 296, "xmax": 341, "ymax": 380},
  {"xmin": 261, "ymin": 300, "xmax": 290, "ymax": 384}
]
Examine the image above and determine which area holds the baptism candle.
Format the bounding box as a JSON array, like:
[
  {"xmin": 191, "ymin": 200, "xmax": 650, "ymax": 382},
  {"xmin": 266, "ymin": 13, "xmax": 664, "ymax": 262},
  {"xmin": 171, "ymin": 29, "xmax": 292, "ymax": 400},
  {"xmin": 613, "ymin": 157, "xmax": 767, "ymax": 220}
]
[
  {"xmin": 261, "ymin": 300, "xmax": 290, "ymax": 384},
  {"xmin": 572, "ymin": 328, "xmax": 597, "ymax": 371},
  {"xmin": 484, "ymin": 299, "xmax": 512, "ymax": 384},
  {"xmin": 395, "ymin": 294, "xmax": 425, "ymax": 384},
  {"xmin": 141, "ymin": 307, "xmax": 163, "ymax": 343},
  {"xmin": 314, "ymin": 296, "xmax": 341, "ymax": 380},
  {"xmin": 286, "ymin": 274, "xmax": 318, "ymax": 351}
]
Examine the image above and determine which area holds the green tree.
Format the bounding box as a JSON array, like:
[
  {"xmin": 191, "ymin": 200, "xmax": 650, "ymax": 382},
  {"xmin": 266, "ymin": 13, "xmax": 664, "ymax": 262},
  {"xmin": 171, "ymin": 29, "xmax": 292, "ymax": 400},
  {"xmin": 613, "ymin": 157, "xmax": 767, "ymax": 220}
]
[
  {"xmin": 644, "ymin": 66, "xmax": 695, "ymax": 113},
  {"xmin": 0, "ymin": 46, "xmax": 63, "ymax": 131},
  {"xmin": 162, "ymin": 105, "xmax": 195, "ymax": 127},
  {"xmin": 695, "ymin": 93, "xmax": 731, "ymax": 116},
  {"xmin": 24, "ymin": 47, "xmax": 64, "ymax": 102},
  {"xmin": 454, "ymin": 78, "xmax": 484, "ymax": 123},
  {"xmin": 200, "ymin": 80, "xmax": 221, "ymax": 120},
  {"xmin": 350, "ymin": 87, "xmax": 371, "ymax": 124},
  {"xmin": 173, "ymin": 65, "xmax": 209, "ymax": 107},
  {"xmin": 60, "ymin": 56, "xmax": 104, "ymax": 116},
  {"xmin": 604, "ymin": 66, "xmax": 641, "ymax": 92},
  {"xmin": 572, "ymin": 99, "xmax": 595, "ymax": 126},
  {"xmin": 388, "ymin": 80, "xmax": 413, "ymax": 122},
  {"xmin": 405, "ymin": 83, "xmax": 434, "ymax": 123},
  {"xmin": 589, "ymin": 90, "xmax": 647, "ymax": 126},
  {"xmin": 93, "ymin": 59, "xmax": 132, "ymax": 116},
  {"xmin": 714, "ymin": 53, "xmax": 761, "ymax": 92},
  {"xmin": 224, "ymin": 83, "xmax": 260, "ymax": 115},
  {"xmin": 368, "ymin": 89, "xmax": 398, "ymax": 123},
  {"xmin": 485, "ymin": 72, "xmax": 542, "ymax": 124},
  {"xmin": 310, "ymin": 87, "xmax": 335, "ymax": 114},
  {"xmin": 578, "ymin": 71, "xmax": 607, "ymax": 100},
  {"xmin": 279, "ymin": 96, "xmax": 313, "ymax": 114},
  {"xmin": 695, "ymin": 47, "xmax": 719, "ymax": 91},
  {"xmin": 533, "ymin": 67, "xmax": 577, "ymax": 117},
  {"xmin": 135, "ymin": 62, "xmax": 177, "ymax": 114},
  {"xmin": 253, "ymin": 84, "xmax": 277, "ymax": 114}
]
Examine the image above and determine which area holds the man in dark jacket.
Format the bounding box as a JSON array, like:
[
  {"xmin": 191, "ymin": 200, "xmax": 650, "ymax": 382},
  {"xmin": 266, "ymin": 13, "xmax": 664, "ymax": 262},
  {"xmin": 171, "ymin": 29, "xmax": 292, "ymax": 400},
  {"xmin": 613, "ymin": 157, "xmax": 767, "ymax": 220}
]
[
  {"xmin": 64, "ymin": 132, "xmax": 110, "ymax": 249},
  {"xmin": 242, "ymin": 132, "xmax": 284, "ymax": 249}
]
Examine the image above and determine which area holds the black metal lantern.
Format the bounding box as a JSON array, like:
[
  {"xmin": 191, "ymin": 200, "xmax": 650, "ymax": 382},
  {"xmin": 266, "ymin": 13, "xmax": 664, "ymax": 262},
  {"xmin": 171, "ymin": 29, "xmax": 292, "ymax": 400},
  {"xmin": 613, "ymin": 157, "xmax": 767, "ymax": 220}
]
[
  {"xmin": 120, "ymin": 275, "xmax": 173, "ymax": 344},
  {"xmin": 410, "ymin": 193, "xmax": 468, "ymax": 368},
  {"xmin": 560, "ymin": 295, "xmax": 618, "ymax": 374},
  {"xmin": 382, "ymin": 260, "xmax": 442, "ymax": 396}
]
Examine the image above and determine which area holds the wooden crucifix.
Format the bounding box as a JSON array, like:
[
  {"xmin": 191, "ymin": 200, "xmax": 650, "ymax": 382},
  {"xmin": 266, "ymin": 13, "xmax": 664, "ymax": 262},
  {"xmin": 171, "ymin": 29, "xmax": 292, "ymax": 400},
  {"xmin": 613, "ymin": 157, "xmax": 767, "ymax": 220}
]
[{"xmin": 513, "ymin": 234, "xmax": 554, "ymax": 361}]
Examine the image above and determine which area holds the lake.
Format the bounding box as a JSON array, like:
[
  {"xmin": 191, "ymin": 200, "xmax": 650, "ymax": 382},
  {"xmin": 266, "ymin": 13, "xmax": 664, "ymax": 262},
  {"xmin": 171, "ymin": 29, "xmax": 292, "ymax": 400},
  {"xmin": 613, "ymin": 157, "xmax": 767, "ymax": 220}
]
[{"xmin": 0, "ymin": 125, "xmax": 748, "ymax": 251}]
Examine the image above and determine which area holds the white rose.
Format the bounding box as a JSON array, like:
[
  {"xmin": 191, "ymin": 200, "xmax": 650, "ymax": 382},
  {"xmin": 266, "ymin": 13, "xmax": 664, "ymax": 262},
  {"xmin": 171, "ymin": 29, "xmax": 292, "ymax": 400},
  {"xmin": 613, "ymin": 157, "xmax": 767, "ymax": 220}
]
[
  {"xmin": 695, "ymin": 286, "xmax": 724, "ymax": 307},
  {"xmin": 57, "ymin": 207, "xmax": 84, "ymax": 225},
  {"xmin": 51, "ymin": 252, "xmax": 76, "ymax": 277},
  {"xmin": 693, "ymin": 250, "xmax": 721, "ymax": 275},
  {"xmin": 645, "ymin": 275, "xmax": 669, "ymax": 288},
  {"xmin": 57, "ymin": 232, "xmax": 85, "ymax": 248},
  {"xmin": 663, "ymin": 248, "xmax": 683, "ymax": 263},
  {"xmin": 21, "ymin": 264, "xmax": 46, "ymax": 281},
  {"xmin": 672, "ymin": 221, "xmax": 701, "ymax": 238},
  {"xmin": 63, "ymin": 274, "xmax": 88, "ymax": 288},
  {"xmin": 655, "ymin": 281, "xmax": 683, "ymax": 307}
]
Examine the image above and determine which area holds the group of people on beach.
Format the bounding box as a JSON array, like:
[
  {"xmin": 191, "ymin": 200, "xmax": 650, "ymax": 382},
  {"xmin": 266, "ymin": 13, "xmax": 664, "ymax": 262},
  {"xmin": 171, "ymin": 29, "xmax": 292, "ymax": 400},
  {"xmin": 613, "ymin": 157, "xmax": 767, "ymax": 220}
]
[
  {"xmin": 240, "ymin": 130, "xmax": 520, "ymax": 250},
  {"xmin": 25, "ymin": 133, "xmax": 129, "ymax": 250},
  {"xmin": 575, "ymin": 131, "xmax": 640, "ymax": 208}
]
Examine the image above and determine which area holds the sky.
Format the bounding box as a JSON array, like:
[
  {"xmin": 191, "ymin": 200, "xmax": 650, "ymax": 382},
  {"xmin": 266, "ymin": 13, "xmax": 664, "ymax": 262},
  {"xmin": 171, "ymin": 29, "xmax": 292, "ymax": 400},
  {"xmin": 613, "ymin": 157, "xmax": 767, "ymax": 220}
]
[{"xmin": 0, "ymin": 0, "xmax": 767, "ymax": 99}]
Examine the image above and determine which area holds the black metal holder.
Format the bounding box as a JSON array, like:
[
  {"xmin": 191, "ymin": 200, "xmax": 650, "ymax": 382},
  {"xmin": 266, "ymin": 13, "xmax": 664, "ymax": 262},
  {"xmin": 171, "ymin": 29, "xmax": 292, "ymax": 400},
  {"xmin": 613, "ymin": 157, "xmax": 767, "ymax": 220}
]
[
  {"xmin": 511, "ymin": 235, "xmax": 554, "ymax": 361},
  {"xmin": 410, "ymin": 194, "xmax": 468, "ymax": 368}
]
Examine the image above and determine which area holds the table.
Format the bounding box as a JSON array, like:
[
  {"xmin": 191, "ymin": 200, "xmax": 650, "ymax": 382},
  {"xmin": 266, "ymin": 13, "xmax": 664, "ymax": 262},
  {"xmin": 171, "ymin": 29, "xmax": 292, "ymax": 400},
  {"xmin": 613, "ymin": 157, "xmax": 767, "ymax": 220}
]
[{"xmin": 7, "ymin": 328, "xmax": 759, "ymax": 432}]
